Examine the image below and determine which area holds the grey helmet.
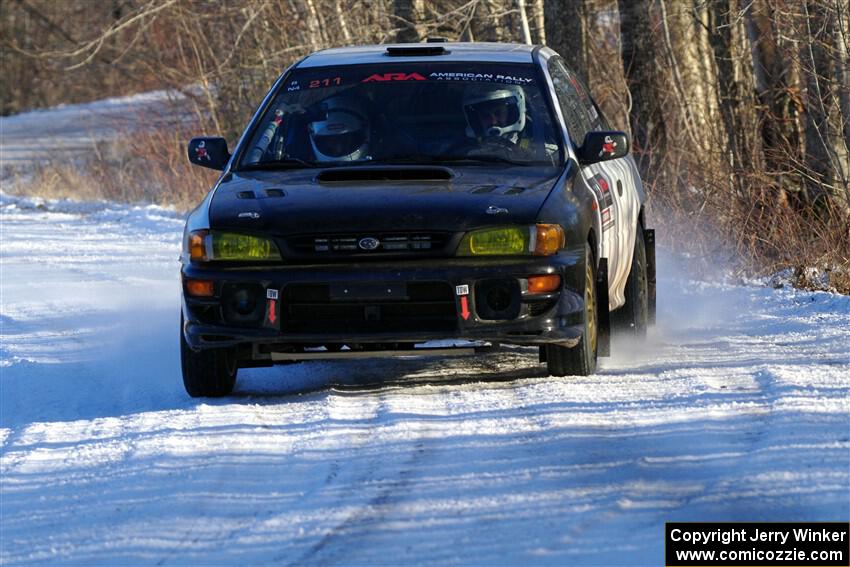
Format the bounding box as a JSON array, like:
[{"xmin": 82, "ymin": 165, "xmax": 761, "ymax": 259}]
[
  {"xmin": 463, "ymin": 84, "xmax": 526, "ymax": 140},
  {"xmin": 308, "ymin": 96, "xmax": 370, "ymax": 162}
]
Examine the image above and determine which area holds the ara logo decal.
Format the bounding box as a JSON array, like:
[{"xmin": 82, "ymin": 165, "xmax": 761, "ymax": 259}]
[
  {"xmin": 598, "ymin": 135, "xmax": 618, "ymax": 158},
  {"xmin": 358, "ymin": 237, "xmax": 380, "ymax": 250},
  {"xmin": 237, "ymin": 211, "xmax": 260, "ymax": 219},
  {"xmin": 361, "ymin": 72, "xmax": 426, "ymax": 83},
  {"xmin": 486, "ymin": 205, "xmax": 509, "ymax": 215}
]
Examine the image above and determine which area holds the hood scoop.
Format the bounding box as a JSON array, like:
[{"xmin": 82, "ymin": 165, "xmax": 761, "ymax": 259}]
[{"xmin": 317, "ymin": 167, "xmax": 453, "ymax": 183}]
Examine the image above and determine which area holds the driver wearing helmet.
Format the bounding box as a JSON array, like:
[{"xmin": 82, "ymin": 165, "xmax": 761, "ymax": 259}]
[
  {"xmin": 308, "ymin": 96, "xmax": 372, "ymax": 162},
  {"xmin": 463, "ymin": 84, "xmax": 527, "ymax": 145}
]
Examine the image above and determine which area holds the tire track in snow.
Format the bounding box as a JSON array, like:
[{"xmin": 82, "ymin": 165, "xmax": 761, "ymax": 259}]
[
  {"xmin": 150, "ymin": 385, "xmax": 395, "ymax": 565},
  {"xmin": 150, "ymin": 391, "xmax": 375, "ymax": 565},
  {"xmin": 282, "ymin": 387, "xmax": 438, "ymax": 567}
]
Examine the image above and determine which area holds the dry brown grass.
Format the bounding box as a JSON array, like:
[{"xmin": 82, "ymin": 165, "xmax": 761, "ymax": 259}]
[
  {"xmin": 4, "ymin": 123, "xmax": 219, "ymax": 211},
  {"xmin": 646, "ymin": 160, "xmax": 850, "ymax": 294}
]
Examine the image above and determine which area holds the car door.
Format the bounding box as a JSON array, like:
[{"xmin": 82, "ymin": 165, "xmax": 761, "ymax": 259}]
[{"xmin": 546, "ymin": 57, "xmax": 638, "ymax": 310}]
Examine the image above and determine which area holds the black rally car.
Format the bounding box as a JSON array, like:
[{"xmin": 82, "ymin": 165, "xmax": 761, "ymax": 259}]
[{"xmin": 180, "ymin": 42, "xmax": 655, "ymax": 397}]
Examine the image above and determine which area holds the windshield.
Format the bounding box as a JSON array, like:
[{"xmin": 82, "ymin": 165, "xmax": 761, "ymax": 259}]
[{"xmin": 238, "ymin": 62, "xmax": 563, "ymax": 169}]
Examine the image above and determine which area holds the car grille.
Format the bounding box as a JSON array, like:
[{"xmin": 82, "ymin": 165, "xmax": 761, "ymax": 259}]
[
  {"xmin": 281, "ymin": 281, "xmax": 457, "ymax": 334},
  {"xmin": 287, "ymin": 232, "xmax": 452, "ymax": 257}
]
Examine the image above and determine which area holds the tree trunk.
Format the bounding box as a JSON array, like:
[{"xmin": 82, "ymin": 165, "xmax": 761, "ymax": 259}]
[
  {"xmin": 545, "ymin": 0, "xmax": 588, "ymax": 81},
  {"xmin": 707, "ymin": 0, "xmax": 764, "ymax": 190},
  {"xmin": 658, "ymin": 0, "xmax": 723, "ymax": 155},
  {"xmin": 469, "ymin": 0, "xmax": 506, "ymax": 42},
  {"xmin": 518, "ymin": 0, "xmax": 533, "ymax": 44},
  {"xmin": 834, "ymin": 0, "xmax": 850, "ymax": 211},
  {"xmin": 802, "ymin": 0, "xmax": 847, "ymax": 208},
  {"xmin": 393, "ymin": 0, "xmax": 420, "ymax": 43},
  {"xmin": 746, "ymin": 0, "xmax": 805, "ymax": 201},
  {"xmin": 335, "ymin": 0, "xmax": 352, "ymax": 43},
  {"xmin": 534, "ymin": 0, "xmax": 546, "ymax": 44},
  {"xmin": 617, "ymin": 0, "xmax": 665, "ymax": 180},
  {"xmin": 304, "ymin": 0, "xmax": 325, "ymax": 49}
]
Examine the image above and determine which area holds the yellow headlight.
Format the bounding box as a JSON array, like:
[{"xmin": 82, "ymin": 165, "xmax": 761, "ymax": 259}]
[
  {"xmin": 457, "ymin": 225, "xmax": 564, "ymax": 256},
  {"xmin": 211, "ymin": 231, "xmax": 281, "ymax": 261},
  {"xmin": 461, "ymin": 227, "xmax": 529, "ymax": 255},
  {"xmin": 186, "ymin": 230, "xmax": 281, "ymax": 261}
]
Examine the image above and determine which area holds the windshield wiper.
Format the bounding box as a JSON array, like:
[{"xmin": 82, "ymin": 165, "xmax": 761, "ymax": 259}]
[
  {"xmin": 372, "ymin": 154, "xmax": 531, "ymax": 166},
  {"xmin": 434, "ymin": 154, "xmax": 532, "ymax": 166},
  {"xmin": 238, "ymin": 158, "xmax": 316, "ymax": 170},
  {"xmin": 370, "ymin": 154, "xmax": 439, "ymax": 164}
]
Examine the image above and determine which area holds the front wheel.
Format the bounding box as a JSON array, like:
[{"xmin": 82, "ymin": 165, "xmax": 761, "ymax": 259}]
[
  {"xmin": 545, "ymin": 243, "xmax": 598, "ymax": 376},
  {"xmin": 180, "ymin": 315, "xmax": 237, "ymax": 397}
]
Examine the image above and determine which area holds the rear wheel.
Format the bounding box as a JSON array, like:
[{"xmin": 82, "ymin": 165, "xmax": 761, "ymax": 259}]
[
  {"xmin": 546, "ymin": 243, "xmax": 598, "ymax": 376},
  {"xmin": 180, "ymin": 315, "xmax": 237, "ymax": 397},
  {"xmin": 614, "ymin": 224, "xmax": 649, "ymax": 338}
]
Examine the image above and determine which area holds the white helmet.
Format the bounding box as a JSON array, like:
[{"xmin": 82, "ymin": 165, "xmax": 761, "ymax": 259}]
[
  {"xmin": 308, "ymin": 96, "xmax": 370, "ymax": 162},
  {"xmin": 463, "ymin": 85, "xmax": 526, "ymax": 140}
]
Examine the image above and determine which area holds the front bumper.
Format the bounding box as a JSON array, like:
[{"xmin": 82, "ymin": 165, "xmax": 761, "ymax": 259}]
[{"xmin": 181, "ymin": 249, "xmax": 587, "ymax": 355}]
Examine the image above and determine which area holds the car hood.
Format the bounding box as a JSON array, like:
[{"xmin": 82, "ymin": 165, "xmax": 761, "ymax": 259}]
[{"xmin": 208, "ymin": 166, "xmax": 562, "ymax": 235}]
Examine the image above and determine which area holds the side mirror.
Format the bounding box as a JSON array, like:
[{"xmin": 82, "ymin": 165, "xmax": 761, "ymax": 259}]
[
  {"xmin": 188, "ymin": 137, "xmax": 230, "ymax": 170},
  {"xmin": 577, "ymin": 131, "xmax": 629, "ymax": 164}
]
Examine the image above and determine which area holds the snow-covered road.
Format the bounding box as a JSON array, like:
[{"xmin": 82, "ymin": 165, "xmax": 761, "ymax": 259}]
[
  {"xmin": 1, "ymin": 194, "xmax": 849, "ymax": 566},
  {"xmin": 0, "ymin": 91, "xmax": 187, "ymax": 171}
]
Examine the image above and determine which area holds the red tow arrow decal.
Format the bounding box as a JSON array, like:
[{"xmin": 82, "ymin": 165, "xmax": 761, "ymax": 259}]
[
  {"xmin": 267, "ymin": 299, "xmax": 277, "ymax": 324},
  {"xmin": 460, "ymin": 296, "xmax": 470, "ymax": 320}
]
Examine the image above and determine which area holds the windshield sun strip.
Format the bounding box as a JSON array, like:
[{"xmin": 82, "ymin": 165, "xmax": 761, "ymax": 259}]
[{"xmin": 237, "ymin": 62, "xmax": 564, "ymax": 170}]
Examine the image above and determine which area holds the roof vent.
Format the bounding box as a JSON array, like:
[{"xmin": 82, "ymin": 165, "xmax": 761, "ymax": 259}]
[{"xmin": 385, "ymin": 45, "xmax": 449, "ymax": 57}]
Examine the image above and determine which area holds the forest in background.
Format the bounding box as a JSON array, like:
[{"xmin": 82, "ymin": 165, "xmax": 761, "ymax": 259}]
[{"xmin": 1, "ymin": 0, "xmax": 849, "ymax": 289}]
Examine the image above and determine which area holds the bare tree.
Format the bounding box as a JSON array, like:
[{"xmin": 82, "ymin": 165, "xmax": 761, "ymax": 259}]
[
  {"xmin": 707, "ymin": 0, "xmax": 764, "ymax": 191},
  {"xmin": 802, "ymin": 0, "xmax": 850, "ymax": 209},
  {"xmin": 746, "ymin": 0, "xmax": 805, "ymax": 198},
  {"xmin": 468, "ymin": 0, "xmax": 510, "ymax": 42},
  {"xmin": 617, "ymin": 0, "xmax": 667, "ymax": 179},
  {"xmin": 545, "ymin": 0, "xmax": 588, "ymax": 81},
  {"xmin": 517, "ymin": 0, "xmax": 533, "ymax": 43},
  {"xmin": 393, "ymin": 0, "xmax": 421, "ymax": 42}
]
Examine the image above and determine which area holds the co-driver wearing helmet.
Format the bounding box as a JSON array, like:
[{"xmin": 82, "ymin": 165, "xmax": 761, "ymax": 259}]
[
  {"xmin": 462, "ymin": 84, "xmax": 527, "ymax": 144},
  {"xmin": 460, "ymin": 84, "xmax": 558, "ymax": 161}
]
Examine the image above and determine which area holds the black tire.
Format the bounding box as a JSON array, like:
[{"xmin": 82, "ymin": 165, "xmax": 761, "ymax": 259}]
[
  {"xmin": 546, "ymin": 243, "xmax": 598, "ymax": 376},
  {"xmin": 614, "ymin": 224, "xmax": 649, "ymax": 338},
  {"xmin": 180, "ymin": 315, "xmax": 237, "ymax": 397}
]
